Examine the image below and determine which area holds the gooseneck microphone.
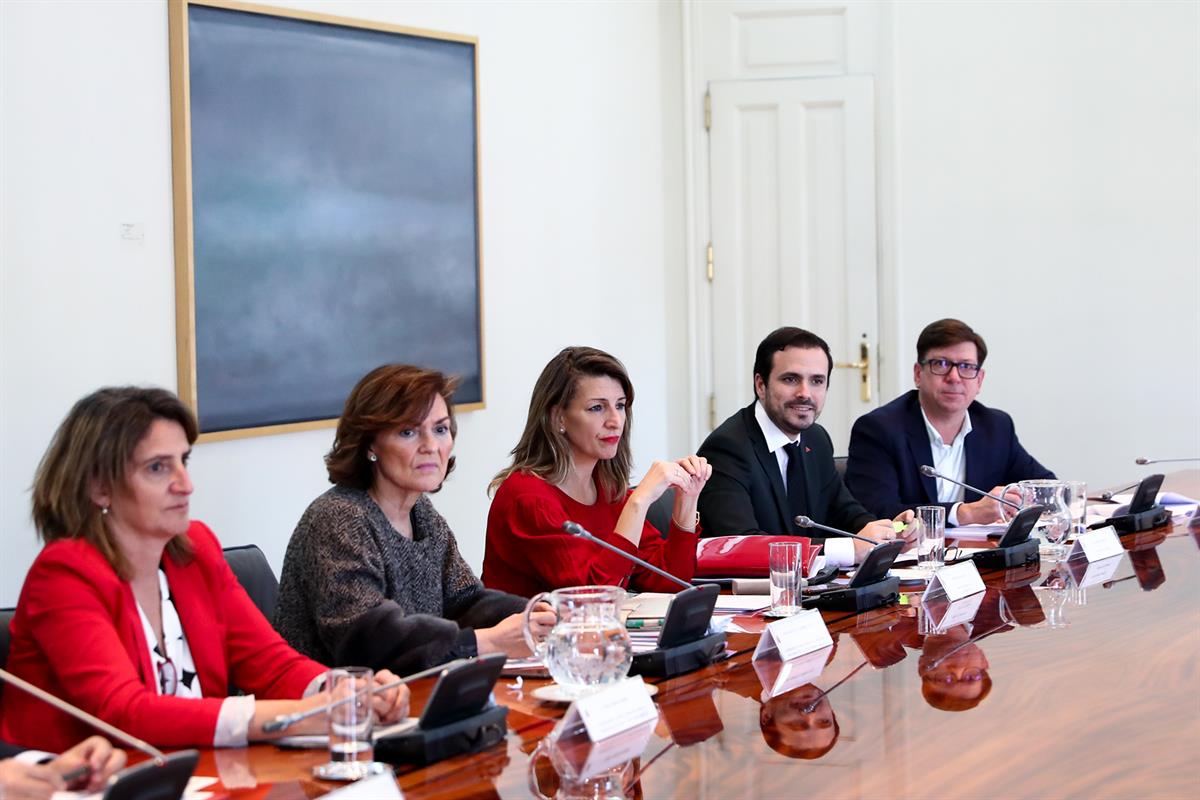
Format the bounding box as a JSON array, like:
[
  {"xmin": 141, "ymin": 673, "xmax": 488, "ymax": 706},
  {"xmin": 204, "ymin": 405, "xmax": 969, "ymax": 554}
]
[
  {"xmin": 0, "ymin": 666, "xmax": 167, "ymax": 764},
  {"xmin": 1135, "ymin": 456, "xmax": 1199, "ymax": 465},
  {"xmin": 1100, "ymin": 481, "xmax": 1140, "ymax": 502},
  {"xmin": 918, "ymin": 465, "xmax": 1022, "ymax": 510},
  {"xmin": 793, "ymin": 515, "xmax": 878, "ymax": 546},
  {"xmin": 263, "ymin": 659, "xmax": 470, "ymax": 733},
  {"xmin": 562, "ymin": 521, "xmax": 693, "ymax": 590}
]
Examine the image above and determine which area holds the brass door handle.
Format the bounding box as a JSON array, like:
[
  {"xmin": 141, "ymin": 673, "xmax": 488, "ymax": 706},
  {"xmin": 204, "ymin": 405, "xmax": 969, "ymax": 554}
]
[{"xmin": 834, "ymin": 340, "xmax": 871, "ymax": 403}]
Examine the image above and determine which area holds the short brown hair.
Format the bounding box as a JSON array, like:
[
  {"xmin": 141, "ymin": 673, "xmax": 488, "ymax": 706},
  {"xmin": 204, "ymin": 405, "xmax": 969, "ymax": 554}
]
[
  {"xmin": 326, "ymin": 364, "xmax": 459, "ymax": 490},
  {"xmin": 490, "ymin": 347, "xmax": 634, "ymax": 503},
  {"xmin": 753, "ymin": 327, "xmax": 833, "ymax": 386},
  {"xmin": 32, "ymin": 387, "xmax": 197, "ymax": 579},
  {"xmin": 916, "ymin": 319, "xmax": 988, "ymax": 366}
]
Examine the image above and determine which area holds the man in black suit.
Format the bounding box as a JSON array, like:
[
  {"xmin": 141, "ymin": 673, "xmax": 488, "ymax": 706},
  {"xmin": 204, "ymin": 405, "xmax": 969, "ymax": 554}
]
[
  {"xmin": 846, "ymin": 319, "xmax": 1054, "ymax": 525},
  {"xmin": 698, "ymin": 327, "xmax": 914, "ymax": 565},
  {"xmin": 0, "ymin": 736, "xmax": 125, "ymax": 798}
]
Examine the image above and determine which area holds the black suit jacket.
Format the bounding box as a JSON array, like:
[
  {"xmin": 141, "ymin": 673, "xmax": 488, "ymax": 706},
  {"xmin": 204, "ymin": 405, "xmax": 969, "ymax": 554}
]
[
  {"xmin": 697, "ymin": 403, "xmax": 875, "ymax": 539},
  {"xmin": 845, "ymin": 390, "xmax": 1054, "ymax": 522}
]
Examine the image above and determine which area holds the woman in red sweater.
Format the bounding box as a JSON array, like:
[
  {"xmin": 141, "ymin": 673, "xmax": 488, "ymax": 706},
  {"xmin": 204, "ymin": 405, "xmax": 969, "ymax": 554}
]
[
  {"xmin": 482, "ymin": 347, "xmax": 712, "ymax": 596},
  {"xmin": 0, "ymin": 388, "xmax": 408, "ymax": 751}
]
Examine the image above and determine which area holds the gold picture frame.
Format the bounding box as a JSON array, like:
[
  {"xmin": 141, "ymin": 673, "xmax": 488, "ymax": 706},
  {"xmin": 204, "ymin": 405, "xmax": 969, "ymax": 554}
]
[{"xmin": 168, "ymin": 0, "xmax": 485, "ymax": 442}]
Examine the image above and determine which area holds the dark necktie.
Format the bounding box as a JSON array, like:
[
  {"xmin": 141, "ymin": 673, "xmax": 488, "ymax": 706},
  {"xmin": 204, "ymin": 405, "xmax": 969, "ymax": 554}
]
[{"xmin": 785, "ymin": 441, "xmax": 808, "ymax": 533}]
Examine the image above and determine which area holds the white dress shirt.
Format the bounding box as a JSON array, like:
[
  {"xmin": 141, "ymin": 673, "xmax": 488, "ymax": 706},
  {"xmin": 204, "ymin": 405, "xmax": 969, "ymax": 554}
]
[
  {"xmin": 754, "ymin": 401, "xmax": 856, "ymax": 567},
  {"xmin": 920, "ymin": 406, "xmax": 973, "ymax": 527}
]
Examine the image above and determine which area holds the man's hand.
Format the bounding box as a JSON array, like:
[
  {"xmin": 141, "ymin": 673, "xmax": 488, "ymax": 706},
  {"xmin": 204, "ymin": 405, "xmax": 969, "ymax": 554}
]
[
  {"xmin": 852, "ymin": 520, "xmax": 900, "ymax": 562},
  {"xmin": 957, "ymin": 486, "xmax": 1020, "ymax": 526}
]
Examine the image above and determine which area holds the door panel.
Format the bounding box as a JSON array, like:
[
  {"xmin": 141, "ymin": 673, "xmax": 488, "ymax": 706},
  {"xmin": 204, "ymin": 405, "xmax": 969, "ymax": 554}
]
[{"xmin": 708, "ymin": 76, "xmax": 879, "ymax": 454}]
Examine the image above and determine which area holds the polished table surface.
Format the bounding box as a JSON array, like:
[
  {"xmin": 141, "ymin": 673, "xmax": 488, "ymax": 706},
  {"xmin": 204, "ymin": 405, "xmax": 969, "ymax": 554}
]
[{"xmin": 192, "ymin": 477, "xmax": 1200, "ymax": 800}]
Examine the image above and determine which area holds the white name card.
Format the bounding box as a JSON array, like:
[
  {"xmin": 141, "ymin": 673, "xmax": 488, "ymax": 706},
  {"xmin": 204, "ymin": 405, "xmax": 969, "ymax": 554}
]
[
  {"xmin": 324, "ymin": 773, "xmax": 404, "ymax": 799},
  {"xmin": 577, "ymin": 719, "xmax": 656, "ymax": 779},
  {"xmin": 925, "ymin": 591, "xmax": 984, "ymax": 634},
  {"xmin": 752, "ymin": 608, "xmax": 833, "ymax": 662},
  {"xmin": 565, "ymin": 677, "xmax": 658, "ymax": 742},
  {"xmin": 1068, "ymin": 525, "xmax": 1124, "ymax": 562},
  {"xmin": 1068, "ymin": 553, "xmax": 1124, "ymax": 588},
  {"xmin": 753, "ymin": 644, "xmax": 833, "ymax": 699},
  {"xmin": 922, "ymin": 560, "xmax": 985, "ymax": 603}
]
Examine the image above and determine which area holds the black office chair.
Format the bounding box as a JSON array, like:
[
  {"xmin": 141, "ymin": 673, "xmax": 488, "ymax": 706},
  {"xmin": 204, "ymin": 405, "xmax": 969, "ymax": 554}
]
[
  {"xmin": 223, "ymin": 545, "xmax": 280, "ymax": 621},
  {"xmin": 0, "ymin": 606, "xmax": 15, "ymax": 670},
  {"xmin": 646, "ymin": 488, "xmax": 676, "ymax": 539},
  {"xmin": 834, "ymin": 456, "xmax": 848, "ymax": 479}
]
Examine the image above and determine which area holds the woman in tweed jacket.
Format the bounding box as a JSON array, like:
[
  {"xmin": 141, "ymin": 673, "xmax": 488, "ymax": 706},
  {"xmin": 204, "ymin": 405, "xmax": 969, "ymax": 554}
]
[{"xmin": 274, "ymin": 365, "xmax": 554, "ymax": 675}]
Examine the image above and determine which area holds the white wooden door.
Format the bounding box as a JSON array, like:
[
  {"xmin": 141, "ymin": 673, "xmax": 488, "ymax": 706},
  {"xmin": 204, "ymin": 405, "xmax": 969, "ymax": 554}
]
[{"xmin": 708, "ymin": 76, "xmax": 879, "ymax": 455}]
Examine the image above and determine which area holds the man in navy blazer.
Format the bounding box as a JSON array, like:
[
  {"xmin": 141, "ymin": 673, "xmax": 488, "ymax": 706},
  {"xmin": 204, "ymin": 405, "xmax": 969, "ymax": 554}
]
[
  {"xmin": 699, "ymin": 327, "xmax": 916, "ymax": 566},
  {"xmin": 846, "ymin": 319, "xmax": 1053, "ymax": 525}
]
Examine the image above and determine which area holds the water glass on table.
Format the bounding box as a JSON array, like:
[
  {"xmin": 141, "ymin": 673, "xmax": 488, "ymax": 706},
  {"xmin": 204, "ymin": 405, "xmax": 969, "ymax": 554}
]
[
  {"xmin": 1064, "ymin": 480, "xmax": 1087, "ymax": 538},
  {"xmin": 315, "ymin": 666, "xmax": 379, "ymax": 781},
  {"xmin": 768, "ymin": 541, "xmax": 806, "ymax": 616},
  {"xmin": 915, "ymin": 505, "xmax": 946, "ymax": 573}
]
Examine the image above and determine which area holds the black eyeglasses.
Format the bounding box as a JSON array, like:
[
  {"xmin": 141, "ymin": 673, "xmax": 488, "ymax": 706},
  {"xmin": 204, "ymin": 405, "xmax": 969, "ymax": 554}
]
[
  {"xmin": 157, "ymin": 657, "xmax": 179, "ymax": 696},
  {"xmin": 920, "ymin": 358, "xmax": 981, "ymax": 379}
]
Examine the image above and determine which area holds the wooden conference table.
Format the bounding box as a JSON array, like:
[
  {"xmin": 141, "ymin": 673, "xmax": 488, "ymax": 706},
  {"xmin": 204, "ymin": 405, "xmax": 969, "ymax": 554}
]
[{"xmin": 192, "ymin": 477, "xmax": 1199, "ymax": 800}]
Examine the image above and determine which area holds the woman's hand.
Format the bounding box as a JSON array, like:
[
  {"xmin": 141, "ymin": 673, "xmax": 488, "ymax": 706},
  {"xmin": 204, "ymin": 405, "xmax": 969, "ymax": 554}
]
[
  {"xmin": 671, "ymin": 455, "xmax": 711, "ymax": 531},
  {"xmin": 51, "ymin": 735, "xmax": 126, "ymax": 792},
  {"xmin": 673, "ymin": 455, "xmax": 712, "ymax": 500},
  {"xmin": 0, "ymin": 759, "xmax": 63, "ymax": 800},
  {"xmin": 476, "ymin": 605, "xmax": 555, "ymax": 658},
  {"xmin": 371, "ymin": 670, "xmax": 410, "ymax": 724}
]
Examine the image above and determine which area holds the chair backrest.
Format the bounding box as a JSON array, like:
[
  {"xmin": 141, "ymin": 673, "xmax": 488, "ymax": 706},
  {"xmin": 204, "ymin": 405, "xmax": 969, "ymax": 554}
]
[
  {"xmin": 646, "ymin": 488, "xmax": 676, "ymax": 539},
  {"xmin": 223, "ymin": 545, "xmax": 280, "ymax": 621},
  {"xmin": 834, "ymin": 456, "xmax": 848, "ymax": 479},
  {"xmin": 0, "ymin": 606, "xmax": 15, "ymax": 671}
]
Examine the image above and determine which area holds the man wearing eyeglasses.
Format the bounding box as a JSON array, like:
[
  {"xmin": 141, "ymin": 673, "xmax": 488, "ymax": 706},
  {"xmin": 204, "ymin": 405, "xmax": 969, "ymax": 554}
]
[{"xmin": 845, "ymin": 318, "xmax": 1053, "ymax": 526}]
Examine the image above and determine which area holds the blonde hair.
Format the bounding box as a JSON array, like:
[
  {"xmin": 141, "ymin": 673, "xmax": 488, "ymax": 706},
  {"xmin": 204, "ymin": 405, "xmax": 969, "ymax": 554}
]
[
  {"xmin": 32, "ymin": 387, "xmax": 196, "ymax": 579},
  {"xmin": 490, "ymin": 347, "xmax": 634, "ymax": 503}
]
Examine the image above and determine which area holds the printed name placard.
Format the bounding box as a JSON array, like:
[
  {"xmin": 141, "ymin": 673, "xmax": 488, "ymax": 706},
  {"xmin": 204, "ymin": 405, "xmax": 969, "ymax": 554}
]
[
  {"xmin": 565, "ymin": 677, "xmax": 658, "ymax": 742},
  {"xmin": 1066, "ymin": 553, "xmax": 1123, "ymax": 588},
  {"xmin": 753, "ymin": 608, "xmax": 833, "ymax": 662},
  {"xmin": 922, "ymin": 560, "xmax": 985, "ymax": 603},
  {"xmin": 923, "ymin": 591, "xmax": 984, "ymax": 634},
  {"xmin": 1068, "ymin": 525, "xmax": 1124, "ymax": 562},
  {"xmin": 324, "ymin": 773, "xmax": 404, "ymax": 799},
  {"xmin": 577, "ymin": 719, "xmax": 656, "ymax": 778},
  {"xmin": 753, "ymin": 644, "xmax": 833, "ymax": 699}
]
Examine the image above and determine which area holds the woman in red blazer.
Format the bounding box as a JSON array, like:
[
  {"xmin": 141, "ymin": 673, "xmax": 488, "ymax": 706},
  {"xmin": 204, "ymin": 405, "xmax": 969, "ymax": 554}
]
[
  {"xmin": 482, "ymin": 347, "xmax": 712, "ymax": 596},
  {"xmin": 0, "ymin": 388, "xmax": 408, "ymax": 751}
]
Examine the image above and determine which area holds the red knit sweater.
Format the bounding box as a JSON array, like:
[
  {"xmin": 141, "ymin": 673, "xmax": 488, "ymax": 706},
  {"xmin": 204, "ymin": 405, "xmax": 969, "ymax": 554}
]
[{"xmin": 481, "ymin": 471, "xmax": 698, "ymax": 596}]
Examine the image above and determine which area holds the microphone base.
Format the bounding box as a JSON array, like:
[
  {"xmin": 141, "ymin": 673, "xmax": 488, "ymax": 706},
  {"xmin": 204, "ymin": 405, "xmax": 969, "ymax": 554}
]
[
  {"xmin": 1094, "ymin": 505, "xmax": 1171, "ymax": 534},
  {"xmin": 971, "ymin": 538, "xmax": 1040, "ymax": 571},
  {"xmin": 375, "ymin": 705, "xmax": 508, "ymax": 767},
  {"xmin": 629, "ymin": 631, "xmax": 727, "ymax": 679},
  {"xmin": 103, "ymin": 749, "xmax": 198, "ymax": 800},
  {"xmin": 802, "ymin": 577, "xmax": 900, "ymax": 613}
]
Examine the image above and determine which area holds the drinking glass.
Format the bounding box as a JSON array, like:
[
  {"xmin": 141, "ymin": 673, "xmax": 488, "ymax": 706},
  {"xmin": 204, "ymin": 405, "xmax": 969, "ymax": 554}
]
[
  {"xmin": 768, "ymin": 541, "xmax": 806, "ymax": 617},
  {"xmin": 1063, "ymin": 480, "xmax": 1088, "ymax": 538},
  {"xmin": 915, "ymin": 505, "xmax": 946, "ymax": 573},
  {"xmin": 314, "ymin": 666, "xmax": 386, "ymax": 781}
]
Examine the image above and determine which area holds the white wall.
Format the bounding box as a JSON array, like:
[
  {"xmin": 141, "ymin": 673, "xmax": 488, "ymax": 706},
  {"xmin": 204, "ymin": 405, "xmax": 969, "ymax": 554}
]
[
  {"xmin": 0, "ymin": 0, "xmax": 684, "ymax": 605},
  {"xmin": 887, "ymin": 0, "xmax": 1199, "ymax": 492}
]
